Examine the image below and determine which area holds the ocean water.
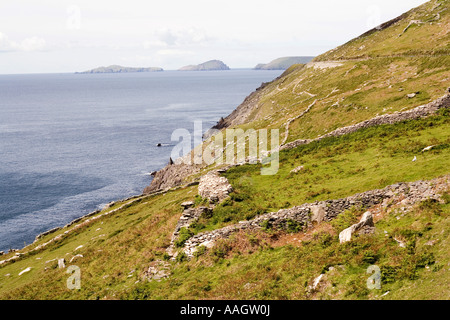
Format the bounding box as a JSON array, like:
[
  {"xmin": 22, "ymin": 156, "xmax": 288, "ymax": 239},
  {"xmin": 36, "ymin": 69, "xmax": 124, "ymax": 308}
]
[{"xmin": 0, "ymin": 69, "xmax": 282, "ymax": 252}]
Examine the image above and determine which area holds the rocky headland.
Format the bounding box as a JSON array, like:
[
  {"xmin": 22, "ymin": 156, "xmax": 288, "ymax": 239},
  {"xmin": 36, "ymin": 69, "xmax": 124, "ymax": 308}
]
[
  {"xmin": 178, "ymin": 60, "xmax": 230, "ymax": 71},
  {"xmin": 77, "ymin": 65, "xmax": 163, "ymax": 74},
  {"xmin": 254, "ymin": 56, "xmax": 315, "ymax": 70}
]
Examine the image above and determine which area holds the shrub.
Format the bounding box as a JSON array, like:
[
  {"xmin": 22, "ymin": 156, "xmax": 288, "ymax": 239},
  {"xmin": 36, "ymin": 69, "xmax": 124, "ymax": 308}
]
[
  {"xmin": 441, "ymin": 191, "xmax": 450, "ymax": 204},
  {"xmin": 211, "ymin": 240, "xmax": 231, "ymax": 259},
  {"xmin": 175, "ymin": 227, "xmax": 194, "ymax": 248},
  {"xmin": 128, "ymin": 285, "xmax": 152, "ymax": 299},
  {"xmin": 193, "ymin": 245, "xmax": 207, "ymax": 258},
  {"xmin": 230, "ymin": 192, "xmax": 249, "ymax": 202},
  {"xmin": 176, "ymin": 251, "xmax": 188, "ymax": 263},
  {"xmin": 331, "ymin": 209, "xmax": 358, "ymax": 233},
  {"xmin": 415, "ymin": 251, "xmax": 435, "ymax": 268},
  {"xmin": 362, "ymin": 250, "xmax": 378, "ymax": 264},
  {"xmin": 313, "ymin": 231, "xmax": 334, "ymax": 248},
  {"xmin": 285, "ymin": 219, "xmax": 304, "ymax": 233},
  {"xmin": 260, "ymin": 220, "xmax": 273, "ymax": 232},
  {"xmin": 380, "ymin": 265, "xmax": 398, "ymax": 284},
  {"xmin": 418, "ymin": 198, "xmax": 442, "ymax": 215},
  {"xmin": 194, "ymin": 195, "xmax": 209, "ymax": 206}
]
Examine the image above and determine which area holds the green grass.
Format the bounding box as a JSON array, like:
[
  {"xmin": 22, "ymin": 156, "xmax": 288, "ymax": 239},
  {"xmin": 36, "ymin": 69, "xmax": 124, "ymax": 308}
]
[
  {"xmin": 190, "ymin": 112, "xmax": 450, "ymax": 233},
  {"xmin": 227, "ymin": 55, "xmax": 449, "ymax": 144},
  {"xmin": 0, "ymin": 0, "xmax": 448, "ymax": 300},
  {"xmin": 316, "ymin": 0, "xmax": 450, "ymax": 60},
  {"xmin": 0, "ymin": 186, "xmax": 196, "ymax": 299},
  {"xmin": 0, "ymin": 110, "xmax": 448, "ymax": 301},
  {"xmin": 118, "ymin": 195, "xmax": 449, "ymax": 300}
]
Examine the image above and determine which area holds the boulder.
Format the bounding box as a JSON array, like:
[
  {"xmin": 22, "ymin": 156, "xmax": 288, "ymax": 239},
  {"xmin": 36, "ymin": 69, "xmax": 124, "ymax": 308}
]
[
  {"xmin": 290, "ymin": 166, "xmax": 304, "ymax": 173},
  {"xmin": 58, "ymin": 258, "xmax": 66, "ymax": 269},
  {"xmin": 181, "ymin": 201, "xmax": 195, "ymax": 209},
  {"xmin": 198, "ymin": 171, "xmax": 233, "ymax": 203},
  {"xmin": 339, "ymin": 211, "xmax": 374, "ymax": 243},
  {"xmin": 18, "ymin": 267, "xmax": 31, "ymax": 276},
  {"xmin": 310, "ymin": 203, "xmax": 326, "ymax": 223},
  {"xmin": 143, "ymin": 260, "xmax": 171, "ymax": 281}
]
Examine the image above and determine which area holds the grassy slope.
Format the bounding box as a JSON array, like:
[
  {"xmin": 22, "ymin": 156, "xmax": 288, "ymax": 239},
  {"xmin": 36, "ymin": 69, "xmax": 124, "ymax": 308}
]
[
  {"xmin": 196, "ymin": 112, "xmax": 450, "ymax": 231},
  {"xmin": 230, "ymin": 0, "xmax": 449, "ymax": 143},
  {"xmin": 0, "ymin": 0, "xmax": 449, "ymax": 300},
  {"xmin": 0, "ymin": 187, "xmax": 196, "ymax": 299},
  {"xmin": 0, "ymin": 111, "xmax": 448, "ymax": 300},
  {"xmin": 123, "ymin": 198, "xmax": 450, "ymax": 300}
]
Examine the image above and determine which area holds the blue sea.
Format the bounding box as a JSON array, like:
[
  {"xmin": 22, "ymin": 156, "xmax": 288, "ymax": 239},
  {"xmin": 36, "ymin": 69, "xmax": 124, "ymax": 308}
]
[{"xmin": 0, "ymin": 69, "xmax": 282, "ymax": 252}]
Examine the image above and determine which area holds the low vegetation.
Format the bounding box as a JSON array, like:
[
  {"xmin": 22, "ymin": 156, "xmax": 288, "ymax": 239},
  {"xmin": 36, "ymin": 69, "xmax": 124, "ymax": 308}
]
[{"xmin": 0, "ymin": 0, "xmax": 448, "ymax": 300}]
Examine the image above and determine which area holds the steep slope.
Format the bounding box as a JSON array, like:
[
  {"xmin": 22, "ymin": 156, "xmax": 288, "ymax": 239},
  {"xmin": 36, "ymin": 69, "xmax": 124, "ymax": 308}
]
[
  {"xmin": 210, "ymin": 0, "xmax": 449, "ymax": 144},
  {"xmin": 145, "ymin": 0, "xmax": 449, "ymax": 193},
  {"xmin": 316, "ymin": 0, "xmax": 449, "ymax": 61},
  {"xmin": 0, "ymin": 0, "xmax": 449, "ymax": 301},
  {"xmin": 254, "ymin": 56, "xmax": 315, "ymax": 70}
]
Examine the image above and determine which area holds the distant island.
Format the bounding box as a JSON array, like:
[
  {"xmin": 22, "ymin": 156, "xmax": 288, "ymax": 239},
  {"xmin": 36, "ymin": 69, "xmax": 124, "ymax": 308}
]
[
  {"xmin": 254, "ymin": 56, "xmax": 315, "ymax": 70},
  {"xmin": 76, "ymin": 65, "xmax": 163, "ymax": 74},
  {"xmin": 178, "ymin": 60, "xmax": 230, "ymax": 71}
]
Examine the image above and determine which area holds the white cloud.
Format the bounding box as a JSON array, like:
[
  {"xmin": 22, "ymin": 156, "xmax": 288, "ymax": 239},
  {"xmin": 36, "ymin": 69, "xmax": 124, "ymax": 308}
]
[
  {"xmin": 0, "ymin": 32, "xmax": 46, "ymax": 52},
  {"xmin": 143, "ymin": 27, "xmax": 213, "ymax": 50},
  {"xmin": 156, "ymin": 49, "xmax": 195, "ymax": 56},
  {"xmin": 0, "ymin": 0, "xmax": 430, "ymax": 73},
  {"xmin": 17, "ymin": 36, "xmax": 46, "ymax": 51}
]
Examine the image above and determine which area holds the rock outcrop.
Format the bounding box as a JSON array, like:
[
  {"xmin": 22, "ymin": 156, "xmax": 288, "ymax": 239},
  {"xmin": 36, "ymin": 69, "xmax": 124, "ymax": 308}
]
[
  {"xmin": 198, "ymin": 171, "xmax": 233, "ymax": 203},
  {"xmin": 143, "ymin": 163, "xmax": 200, "ymax": 194},
  {"xmin": 77, "ymin": 65, "xmax": 163, "ymax": 74},
  {"xmin": 178, "ymin": 60, "xmax": 230, "ymax": 71},
  {"xmin": 166, "ymin": 171, "xmax": 233, "ymax": 257},
  {"xmin": 339, "ymin": 211, "xmax": 375, "ymax": 243},
  {"xmin": 142, "ymin": 260, "xmax": 171, "ymax": 282},
  {"xmin": 254, "ymin": 56, "xmax": 314, "ymax": 70}
]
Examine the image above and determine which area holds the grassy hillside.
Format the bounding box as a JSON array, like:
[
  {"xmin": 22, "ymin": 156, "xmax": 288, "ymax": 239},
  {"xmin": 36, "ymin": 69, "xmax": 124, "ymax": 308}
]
[
  {"xmin": 316, "ymin": 0, "xmax": 450, "ymax": 60},
  {"xmin": 0, "ymin": 109, "xmax": 448, "ymax": 300},
  {"xmin": 254, "ymin": 56, "xmax": 315, "ymax": 70},
  {"xmin": 218, "ymin": 0, "xmax": 449, "ymax": 144},
  {"xmin": 0, "ymin": 0, "xmax": 449, "ymax": 300}
]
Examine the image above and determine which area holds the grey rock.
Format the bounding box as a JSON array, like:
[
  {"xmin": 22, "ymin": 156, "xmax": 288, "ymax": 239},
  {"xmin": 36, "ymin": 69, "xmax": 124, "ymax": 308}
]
[
  {"xmin": 58, "ymin": 258, "xmax": 66, "ymax": 269},
  {"xmin": 181, "ymin": 201, "xmax": 195, "ymax": 209}
]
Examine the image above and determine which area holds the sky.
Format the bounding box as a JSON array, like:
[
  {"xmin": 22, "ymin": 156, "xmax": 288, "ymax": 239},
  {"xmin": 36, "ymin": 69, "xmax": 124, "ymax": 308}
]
[{"xmin": 0, "ymin": 0, "xmax": 428, "ymax": 74}]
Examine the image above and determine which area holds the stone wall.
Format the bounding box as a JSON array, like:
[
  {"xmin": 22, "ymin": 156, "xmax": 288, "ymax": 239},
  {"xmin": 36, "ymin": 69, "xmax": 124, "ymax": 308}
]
[
  {"xmin": 281, "ymin": 91, "xmax": 450, "ymax": 151},
  {"xmin": 181, "ymin": 175, "xmax": 449, "ymax": 257},
  {"xmin": 198, "ymin": 171, "xmax": 233, "ymax": 203}
]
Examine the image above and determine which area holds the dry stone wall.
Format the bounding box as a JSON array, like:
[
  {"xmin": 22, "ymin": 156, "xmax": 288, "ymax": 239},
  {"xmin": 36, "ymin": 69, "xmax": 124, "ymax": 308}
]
[
  {"xmin": 182, "ymin": 175, "xmax": 449, "ymax": 257},
  {"xmin": 198, "ymin": 171, "xmax": 233, "ymax": 203},
  {"xmin": 281, "ymin": 91, "xmax": 450, "ymax": 151}
]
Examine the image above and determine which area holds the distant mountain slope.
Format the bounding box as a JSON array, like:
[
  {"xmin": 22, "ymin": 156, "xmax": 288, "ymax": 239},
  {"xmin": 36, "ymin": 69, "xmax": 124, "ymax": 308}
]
[
  {"xmin": 211, "ymin": 0, "xmax": 450, "ymax": 144},
  {"xmin": 178, "ymin": 60, "xmax": 230, "ymax": 71},
  {"xmin": 315, "ymin": 0, "xmax": 449, "ymax": 61},
  {"xmin": 254, "ymin": 56, "xmax": 315, "ymax": 70},
  {"xmin": 77, "ymin": 65, "xmax": 163, "ymax": 74}
]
